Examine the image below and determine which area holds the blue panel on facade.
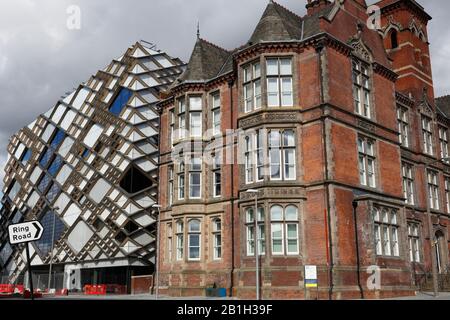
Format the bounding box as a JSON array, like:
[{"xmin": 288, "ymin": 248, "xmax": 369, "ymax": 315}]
[
  {"xmin": 109, "ymin": 88, "xmax": 132, "ymax": 116},
  {"xmin": 46, "ymin": 182, "xmax": 61, "ymax": 203},
  {"xmin": 50, "ymin": 129, "xmax": 65, "ymax": 150},
  {"xmin": 35, "ymin": 211, "xmax": 66, "ymax": 258},
  {"xmin": 48, "ymin": 155, "xmax": 63, "ymax": 177},
  {"xmin": 39, "ymin": 147, "xmax": 53, "ymax": 168},
  {"xmin": 38, "ymin": 174, "xmax": 52, "ymax": 194}
]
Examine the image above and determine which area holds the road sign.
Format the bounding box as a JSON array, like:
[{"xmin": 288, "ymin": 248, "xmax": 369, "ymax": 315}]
[
  {"xmin": 7, "ymin": 220, "xmax": 44, "ymax": 301},
  {"xmin": 8, "ymin": 221, "xmax": 44, "ymax": 245},
  {"xmin": 305, "ymin": 265, "xmax": 318, "ymax": 288}
]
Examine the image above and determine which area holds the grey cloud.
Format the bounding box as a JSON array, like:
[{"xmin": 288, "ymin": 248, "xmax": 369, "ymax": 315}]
[{"xmin": 0, "ymin": 0, "xmax": 449, "ymax": 189}]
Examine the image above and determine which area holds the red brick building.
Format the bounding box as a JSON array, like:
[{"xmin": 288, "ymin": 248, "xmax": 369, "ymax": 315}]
[{"xmin": 157, "ymin": 0, "xmax": 450, "ymax": 299}]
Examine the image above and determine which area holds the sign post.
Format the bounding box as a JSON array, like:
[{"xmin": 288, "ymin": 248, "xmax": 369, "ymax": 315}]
[
  {"xmin": 305, "ymin": 265, "xmax": 318, "ymax": 300},
  {"xmin": 8, "ymin": 221, "xmax": 44, "ymax": 300}
]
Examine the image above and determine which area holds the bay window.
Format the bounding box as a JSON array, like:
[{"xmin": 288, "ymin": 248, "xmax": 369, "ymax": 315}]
[
  {"xmin": 267, "ymin": 58, "xmax": 293, "ymax": 107},
  {"xmin": 269, "ymin": 130, "xmax": 296, "ymax": 181},
  {"xmin": 212, "ymin": 218, "xmax": 222, "ymax": 260},
  {"xmin": 245, "ymin": 207, "xmax": 265, "ymax": 256},
  {"xmin": 178, "ymin": 162, "xmax": 185, "ymax": 200},
  {"xmin": 211, "ymin": 93, "xmax": 221, "ymax": 135},
  {"xmin": 188, "ymin": 219, "xmax": 201, "ymax": 261},
  {"xmin": 243, "ymin": 61, "xmax": 262, "ymax": 112},
  {"xmin": 178, "ymin": 100, "xmax": 186, "ymax": 139},
  {"xmin": 270, "ymin": 205, "xmax": 299, "ymax": 256},
  {"xmin": 189, "ymin": 96, "xmax": 202, "ymax": 138},
  {"xmin": 189, "ymin": 157, "xmax": 202, "ymax": 199},
  {"xmin": 176, "ymin": 220, "xmax": 184, "ymax": 261}
]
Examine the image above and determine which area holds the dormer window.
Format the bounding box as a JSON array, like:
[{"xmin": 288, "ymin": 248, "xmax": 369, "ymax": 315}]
[{"xmin": 352, "ymin": 60, "xmax": 372, "ymax": 119}]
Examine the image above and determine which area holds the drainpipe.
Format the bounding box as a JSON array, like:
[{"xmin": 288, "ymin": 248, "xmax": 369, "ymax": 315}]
[
  {"xmin": 228, "ymin": 77, "xmax": 235, "ymax": 298},
  {"xmin": 352, "ymin": 201, "xmax": 364, "ymax": 299},
  {"xmin": 316, "ymin": 40, "xmax": 334, "ymax": 300}
]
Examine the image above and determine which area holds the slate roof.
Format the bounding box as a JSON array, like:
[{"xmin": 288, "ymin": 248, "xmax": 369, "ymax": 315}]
[
  {"xmin": 178, "ymin": 38, "xmax": 231, "ymax": 83},
  {"xmin": 436, "ymin": 96, "xmax": 450, "ymax": 118},
  {"xmin": 176, "ymin": 1, "xmax": 335, "ymax": 85}
]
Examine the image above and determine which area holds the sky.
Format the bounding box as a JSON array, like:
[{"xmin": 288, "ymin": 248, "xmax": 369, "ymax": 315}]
[{"xmin": 0, "ymin": 0, "xmax": 449, "ymax": 189}]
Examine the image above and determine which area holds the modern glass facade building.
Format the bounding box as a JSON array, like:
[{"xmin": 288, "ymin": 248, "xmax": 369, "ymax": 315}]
[{"xmin": 0, "ymin": 41, "xmax": 185, "ymax": 291}]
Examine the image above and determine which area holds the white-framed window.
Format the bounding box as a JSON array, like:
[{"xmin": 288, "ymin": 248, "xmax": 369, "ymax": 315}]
[
  {"xmin": 373, "ymin": 208, "xmax": 400, "ymax": 257},
  {"xmin": 167, "ymin": 223, "xmax": 173, "ymax": 261},
  {"xmin": 270, "ymin": 205, "xmax": 299, "ymax": 256},
  {"xmin": 408, "ymin": 222, "xmax": 421, "ymax": 263},
  {"xmin": 267, "ymin": 58, "xmax": 293, "ymax": 107},
  {"xmin": 178, "ymin": 162, "xmax": 185, "ymax": 200},
  {"xmin": 352, "ymin": 60, "xmax": 371, "ymax": 118},
  {"xmin": 212, "ymin": 218, "xmax": 222, "ymax": 260},
  {"xmin": 189, "ymin": 157, "xmax": 202, "ymax": 199},
  {"xmin": 213, "ymin": 153, "xmax": 221, "ymax": 198},
  {"xmin": 397, "ymin": 106, "xmax": 410, "ymax": 147},
  {"xmin": 439, "ymin": 126, "xmax": 449, "ymax": 160},
  {"xmin": 176, "ymin": 220, "xmax": 184, "ymax": 261},
  {"xmin": 211, "ymin": 93, "xmax": 221, "ymax": 136},
  {"xmin": 245, "ymin": 135, "xmax": 254, "ymax": 184},
  {"xmin": 422, "ymin": 116, "xmax": 434, "ymax": 155},
  {"xmin": 245, "ymin": 207, "xmax": 265, "ymax": 256},
  {"xmin": 178, "ymin": 99, "xmax": 186, "ymax": 139},
  {"xmin": 445, "ymin": 177, "xmax": 450, "ymax": 213},
  {"xmin": 243, "ymin": 61, "xmax": 262, "ymax": 112},
  {"xmin": 169, "ymin": 109, "xmax": 175, "ymax": 146},
  {"xmin": 427, "ymin": 170, "xmax": 440, "ymax": 210},
  {"xmin": 188, "ymin": 219, "xmax": 201, "ymax": 261},
  {"xmin": 168, "ymin": 166, "xmax": 174, "ymax": 206},
  {"xmin": 358, "ymin": 137, "xmax": 376, "ymax": 188},
  {"xmin": 189, "ymin": 96, "xmax": 202, "ymax": 138},
  {"xmin": 402, "ymin": 163, "xmax": 415, "ymax": 205},
  {"xmin": 269, "ymin": 130, "xmax": 296, "ymax": 181}
]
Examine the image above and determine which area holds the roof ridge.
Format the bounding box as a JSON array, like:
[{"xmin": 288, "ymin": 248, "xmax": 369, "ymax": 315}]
[
  {"xmin": 271, "ymin": 0, "xmax": 302, "ymax": 20},
  {"xmin": 198, "ymin": 37, "xmax": 230, "ymax": 53}
]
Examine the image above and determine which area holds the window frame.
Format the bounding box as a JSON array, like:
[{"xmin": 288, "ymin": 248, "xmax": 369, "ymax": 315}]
[
  {"xmin": 397, "ymin": 106, "xmax": 410, "ymax": 148},
  {"xmin": 243, "ymin": 61, "xmax": 262, "ymax": 113},
  {"xmin": 212, "ymin": 218, "xmax": 222, "ymax": 260},
  {"xmin": 402, "ymin": 162, "xmax": 415, "ymax": 205},
  {"xmin": 373, "ymin": 207, "xmax": 400, "ymax": 257},
  {"xmin": 187, "ymin": 219, "xmax": 201, "ymax": 261},
  {"xmin": 266, "ymin": 57, "xmax": 293, "ymax": 108}
]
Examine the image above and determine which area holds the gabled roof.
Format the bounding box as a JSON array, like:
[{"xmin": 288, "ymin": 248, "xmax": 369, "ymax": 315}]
[
  {"xmin": 178, "ymin": 38, "xmax": 231, "ymax": 83},
  {"xmin": 436, "ymin": 96, "xmax": 450, "ymax": 118}
]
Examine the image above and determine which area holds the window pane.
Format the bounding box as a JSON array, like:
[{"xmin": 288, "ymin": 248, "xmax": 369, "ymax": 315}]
[
  {"xmin": 267, "ymin": 78, "xmax": 279, "ymax": 107},
  {"xmin": 270, "ymin": 206, "xmax": 283, "ymax": 221},
  {"xmin": 189, "ymin": 219, "xmax": 200, "ymax": 232},
  {"xmin": 283, "ymin": 130, "xmax": 295, "ymax": 146},
  {"xmin": 189, "ymin": 97, "xmax": 202, "ymax": 110},
  {"xmin": 285, "ymin": 206, "xmax": 298, "ymax": 220},
  {"xmin": 280, "ymin": 59, "xmax": 292, "ymax": 75},
  {"xmin": 267, "ymin": 59, "xmax": 278, "ymax": 75}
]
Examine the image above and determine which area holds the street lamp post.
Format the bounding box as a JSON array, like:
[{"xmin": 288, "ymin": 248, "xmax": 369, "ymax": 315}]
[
  {"xmin": 245, "ymin": 189, "xmax": 259, "ymax": 300},
  {"xmin": 152, "ymin": 204, "xmax": 162, "ymax": 300},
  {"xmin": 422, "ymin": 158, "xmax": 450, "ymax": 298},
  {"xmin": 47, "ymin": 207, "xmax": 60, "ymax": 291}
]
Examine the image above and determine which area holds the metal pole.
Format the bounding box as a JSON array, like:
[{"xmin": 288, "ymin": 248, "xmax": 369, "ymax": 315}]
[
  {"xmin": 155, "ymin": 206, "xmax": 161, "ymax": 300},
  {"xmin": 25, "ymin": 243, "xmax": 34, "ymax": 300},
  {"xmin": 424, "ymin": 165, "xmax": 439, "ymax": 297},
  {"xmin": 48, "ymin": 211, "xmax": 56, "ymax": 291},
  {"xmin": 254, "ymin": 194, "xmax": 259, "ymax": 301}
]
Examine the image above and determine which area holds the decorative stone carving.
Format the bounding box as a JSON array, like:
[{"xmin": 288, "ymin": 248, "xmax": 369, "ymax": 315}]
[{"xmin": 358, "ymin": 119, "xmax": 376, "ymax": 132}]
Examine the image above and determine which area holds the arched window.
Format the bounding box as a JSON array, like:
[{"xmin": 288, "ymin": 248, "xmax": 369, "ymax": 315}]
[
  {"xmin": 188, "ymin": 219, "xmax": 201, "ymax": 260},
  {"xmin": 390, "ymin": 30, "xmax": 398, "ymax": 49}
]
